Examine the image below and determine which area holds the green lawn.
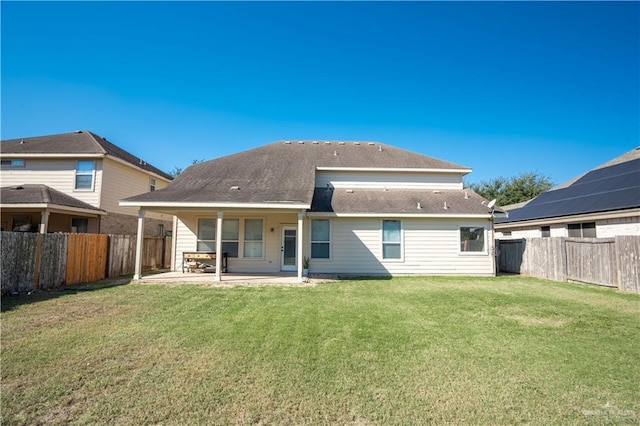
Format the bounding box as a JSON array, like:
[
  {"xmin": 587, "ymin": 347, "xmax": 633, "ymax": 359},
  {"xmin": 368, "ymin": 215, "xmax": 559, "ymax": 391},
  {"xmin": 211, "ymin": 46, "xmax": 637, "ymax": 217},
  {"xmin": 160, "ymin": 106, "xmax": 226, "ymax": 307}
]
[{"xmin": 2, "ymin": 276, "xmax": 639, "ymax": 425}]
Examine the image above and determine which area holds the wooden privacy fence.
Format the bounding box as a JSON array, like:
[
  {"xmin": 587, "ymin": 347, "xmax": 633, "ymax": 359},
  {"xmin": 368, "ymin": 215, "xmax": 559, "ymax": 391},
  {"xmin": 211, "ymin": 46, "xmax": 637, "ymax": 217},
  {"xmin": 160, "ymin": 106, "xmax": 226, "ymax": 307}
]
[
  {"xmin": 1, "ymin": 232, "xmax": 172, "ymax": 294},
  {"xmin": 497, "ymin": 236, "xmax": 640, "ymax": 293},
  {"xmin": 107, "ymin": 235, "xmax": 171, "ymax": 277}
]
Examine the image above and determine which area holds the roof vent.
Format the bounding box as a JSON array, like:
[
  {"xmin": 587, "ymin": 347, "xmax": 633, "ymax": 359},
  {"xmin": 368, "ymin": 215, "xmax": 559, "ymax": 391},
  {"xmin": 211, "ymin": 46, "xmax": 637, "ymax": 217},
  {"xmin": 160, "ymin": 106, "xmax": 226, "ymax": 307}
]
[
  {"xmin": 464, "ymin": 192, "xmax": 469, "ymax": 199},
  {"xmin": 74, "ymin": 130, "xmax": 83, "ymax": 133},
  {"xmin": 433, "ymin": 190, "xmax": 442, "ymax": 194},
  {"xmin": 368, "ymin": 142, "xmax": 375, "ymax": 146},
  {"xmin": 354, "ymin": 142, "xmax": 360, "ymax": 145},
  {"xmin": 312, "ymin": 141, "xmax": 319, "ymax": 144},
  {"xmin": 284, "ymin": 141, "xmax": 291, "ymax": 144},
  {"xmin": 298, "ymin": 141, "xmax": 304, "ymax": 144},
  {"xmin": 338, "ymin": 142, "xmax": 345, "ymax": 145},
  {"xmin": 231, "ymin": 186, "xmax": 241, "ymax": 191},
  {"xmin": 20, "ymin": 139, "xmax": 25, "ymax": 144},
  {"xmin": 443, "ymin": 201, "xmax": 449, "ymax": 210},
  {"xmin": 324, "ymin": 141, "xmax": 331, "ymax": 145},
  {"xmin": 378, "ymin": 145, "xmax": 383, "ymax": 152},
  {"xmin": 346, "ymin": 189, "xmax": 354, "ymax": 193},
  {"xmin": 13, "ymin": 185, "xmax": 24, "ymax": 190},
  {"xmin": 417, "ymin": 202, "xmax": 422, "ymax": 210},
  {"xmin": 334, "ymin": 150, "xmax": 338, "ymax": 156}
]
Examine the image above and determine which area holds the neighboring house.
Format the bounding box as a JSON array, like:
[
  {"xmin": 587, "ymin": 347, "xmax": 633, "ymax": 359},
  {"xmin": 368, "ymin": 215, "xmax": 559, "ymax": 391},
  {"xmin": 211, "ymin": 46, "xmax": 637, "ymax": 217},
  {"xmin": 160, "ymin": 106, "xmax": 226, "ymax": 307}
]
[
  {"xmin": 495, "ymin": 147, "xmax": 640, "ymax": 239},
  {"xmin": 0, "ymin": 131, "xmax": 174, "ymax": 235},
  {"xmin": 121, "ymin": 141, "xmax": 496, "ymax": 280}
]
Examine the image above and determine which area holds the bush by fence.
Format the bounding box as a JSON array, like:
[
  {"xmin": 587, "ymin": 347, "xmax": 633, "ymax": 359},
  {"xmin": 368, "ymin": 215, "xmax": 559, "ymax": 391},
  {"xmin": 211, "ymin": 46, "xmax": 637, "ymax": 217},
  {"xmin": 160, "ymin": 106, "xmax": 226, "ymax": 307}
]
[
  {"xmin": 1, "ymin": 232, "xmax": 172, "ymax": 294},
  {"xmin": 497, "ymin": 236, "xmax": 640, "ymax": 293}
]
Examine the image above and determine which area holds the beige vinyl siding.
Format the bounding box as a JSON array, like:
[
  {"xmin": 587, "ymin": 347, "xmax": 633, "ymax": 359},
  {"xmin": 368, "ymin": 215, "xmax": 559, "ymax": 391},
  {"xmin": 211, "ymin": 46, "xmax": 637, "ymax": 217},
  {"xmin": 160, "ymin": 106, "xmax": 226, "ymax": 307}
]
[
  {"xmin": 174, "ymin": 212, "xmax": 301, "ymax": 273},
  {"xmin": 315, "ymin": 170, "xmax": 463, "ymax": 190},
  {"xmin": 308, "ymin": 217, "xmax": 494, "ymax": 276},
  {"xmin": 0, "ymin": 158, "xmax": 102, "ymax": 208},
  {"xmin": 101, "ymin": 158, "xmax": 170, "ymax": 220}
]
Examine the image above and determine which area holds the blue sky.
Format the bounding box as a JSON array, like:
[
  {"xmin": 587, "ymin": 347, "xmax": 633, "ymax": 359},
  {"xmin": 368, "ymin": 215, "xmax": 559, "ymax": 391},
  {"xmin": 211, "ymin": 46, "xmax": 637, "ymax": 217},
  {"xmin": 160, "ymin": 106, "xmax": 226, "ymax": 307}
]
[{"xmin": 2, "ymin": 1, "xmax": 638, "ymax": 185}]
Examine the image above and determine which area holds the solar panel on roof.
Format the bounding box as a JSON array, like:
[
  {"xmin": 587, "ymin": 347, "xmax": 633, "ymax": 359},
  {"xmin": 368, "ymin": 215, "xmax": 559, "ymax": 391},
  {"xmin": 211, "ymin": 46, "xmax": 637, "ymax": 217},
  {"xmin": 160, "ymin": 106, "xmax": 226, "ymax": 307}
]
[{"xmin": 497, "ymin": 158, "xmax": 640, "ymax": 223}]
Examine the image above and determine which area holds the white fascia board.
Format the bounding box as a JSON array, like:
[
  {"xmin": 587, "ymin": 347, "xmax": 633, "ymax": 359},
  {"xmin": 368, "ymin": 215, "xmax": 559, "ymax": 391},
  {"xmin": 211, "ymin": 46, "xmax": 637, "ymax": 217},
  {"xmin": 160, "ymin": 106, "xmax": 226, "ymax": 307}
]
[
  {"xmin": 306, "ymin": 212, "xmax": 492, "ymax": 219},
  {"xmin": 1, "ymin": 153, "xmax": 104, "ymax": 159},
  {"xmin": 1, "ymin": 203, "xmax": 106, "ymax": 216},
  {"xmin": 105, "ymin": 155, "xmax": 172, "ymax": 182},
  {"xmin": 494, "ymin": 208, "xmax": 640, "ymax": 229},
  {"xmin": 119, "ymin": 201, "xmax": 310, "ymax": 210},
  {"xmin": 316, "ymin": 166, "xmax": 472, "ymax": 174}
]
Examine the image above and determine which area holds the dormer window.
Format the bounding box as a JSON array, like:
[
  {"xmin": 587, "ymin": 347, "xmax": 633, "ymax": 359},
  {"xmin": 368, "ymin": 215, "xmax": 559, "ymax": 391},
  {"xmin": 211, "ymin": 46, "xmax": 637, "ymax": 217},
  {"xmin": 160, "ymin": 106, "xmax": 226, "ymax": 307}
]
[
  {"xmin": 75, "ymin": 160, "xmax": 95, "ymax": 190},
  {"xmin": 150, "ymin": 178, "xmax": 156, "ymax": 192}
]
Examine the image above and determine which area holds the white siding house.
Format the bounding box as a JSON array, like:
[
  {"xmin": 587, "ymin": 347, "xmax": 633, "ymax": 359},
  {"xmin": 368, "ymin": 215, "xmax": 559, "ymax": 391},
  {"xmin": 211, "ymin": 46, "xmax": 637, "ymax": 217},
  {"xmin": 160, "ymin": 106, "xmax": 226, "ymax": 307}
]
[{"xmin": 121, "ymin": 141, "xmax": 495, "ymax": 280}]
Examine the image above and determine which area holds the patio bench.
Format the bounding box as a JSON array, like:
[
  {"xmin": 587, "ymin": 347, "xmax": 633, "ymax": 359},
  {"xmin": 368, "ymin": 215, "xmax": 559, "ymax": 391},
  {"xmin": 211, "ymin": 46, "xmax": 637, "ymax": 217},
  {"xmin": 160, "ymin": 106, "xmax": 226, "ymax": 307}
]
[{"xmin": 182, "ymin": 251, "xmax": 228, "ymax": 273}]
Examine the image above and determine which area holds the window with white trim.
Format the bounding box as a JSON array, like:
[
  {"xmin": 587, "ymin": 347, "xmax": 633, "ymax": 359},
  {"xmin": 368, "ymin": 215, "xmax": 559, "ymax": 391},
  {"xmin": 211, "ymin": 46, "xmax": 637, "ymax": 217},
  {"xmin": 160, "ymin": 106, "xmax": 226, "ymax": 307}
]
[
  {"xmin": 150, "ymin": 178, "xmax": 156, "ymax": 192},
  {"xmin": 382, "ymin": 220, "xmax": 402, "ymax": 259},
  {"xmin": 311, "ymin": 219, "xmax": 330, "ymax": 259},
  {"xmin": 243, "ymin": 219, "xmax": 263, "ymax": 258},
  {"xmin": 196, "ymin": 218, "xmax": 239, "ymax": 256},
  {"xmin": 568, "ymin": 222, "xmax": 596, "ymax": 238},
  {"xmin": 197, "ymin": 219, "xmax": 216, "ymax": 251},
  {"xmin": 221, "ymin": 219, "xmax": 239, "ymax": 257},
  {"xmin": 541, "ymin": 226, "xmax": 551, "ymax": 238},
  {"xmin": 75, "ymin": 160, "xmax": 95, "ymax": 190},
  {"xmin": 460, "ymin": 227, "xmax": 485, "ymax": 252}
]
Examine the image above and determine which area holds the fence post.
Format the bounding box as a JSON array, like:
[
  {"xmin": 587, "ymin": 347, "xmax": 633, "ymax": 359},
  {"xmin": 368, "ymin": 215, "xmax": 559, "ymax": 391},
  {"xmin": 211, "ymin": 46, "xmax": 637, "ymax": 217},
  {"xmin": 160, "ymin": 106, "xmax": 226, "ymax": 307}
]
[
  {"xmin": 560, "ymin": 237, "xmax": 568, "ymax": 282},
  {"xmin": 32, "ymin": 233, "xmax": 43, "ymax": 291}
]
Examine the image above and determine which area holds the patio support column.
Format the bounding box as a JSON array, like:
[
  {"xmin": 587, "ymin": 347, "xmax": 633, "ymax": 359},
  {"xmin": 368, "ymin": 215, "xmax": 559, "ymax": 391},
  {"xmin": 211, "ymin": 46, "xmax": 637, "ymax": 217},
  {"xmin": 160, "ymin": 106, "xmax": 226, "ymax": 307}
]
[
  {"xmin": 39, "ymin": 210, "xmax": 50, "ymax": 234},
  {"xmin": 297, "ymin": 211, "xmax": 304, "ymax": 282},
  {"xmin": 215, "ymin": 211, "xmax": 223, "ymax": 282},
  {"xmin": 133, "ymin": 209, "xmax": 146, "ymax": 280}
]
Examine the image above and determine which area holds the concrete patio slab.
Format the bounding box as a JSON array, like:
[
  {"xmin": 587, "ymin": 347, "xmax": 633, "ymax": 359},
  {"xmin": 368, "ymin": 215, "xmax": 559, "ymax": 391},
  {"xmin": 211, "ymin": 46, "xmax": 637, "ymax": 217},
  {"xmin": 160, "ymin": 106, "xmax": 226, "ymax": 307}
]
[{"xmin": 134, "ymin": 271, "xmax": 334, "ymax": 287}]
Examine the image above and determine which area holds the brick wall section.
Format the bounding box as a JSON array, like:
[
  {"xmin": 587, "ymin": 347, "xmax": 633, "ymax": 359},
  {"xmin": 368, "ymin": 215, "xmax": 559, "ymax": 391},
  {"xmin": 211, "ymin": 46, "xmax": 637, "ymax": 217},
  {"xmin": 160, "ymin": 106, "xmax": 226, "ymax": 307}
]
[{"xmin": 100, "ymin": 212, "xmax": 172, "ymax": 236}]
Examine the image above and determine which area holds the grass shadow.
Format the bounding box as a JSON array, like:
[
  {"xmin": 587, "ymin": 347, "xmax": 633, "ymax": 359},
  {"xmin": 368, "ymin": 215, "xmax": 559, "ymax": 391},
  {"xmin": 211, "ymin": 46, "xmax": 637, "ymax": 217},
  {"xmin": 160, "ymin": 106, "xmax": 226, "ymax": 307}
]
[
  {"xmin": 1, "ymin": 278, "xmax": 132, "ymax": 313},
  {"xmin": 335, "ymin": 274, "xmax": 393, "ymax": 281}
]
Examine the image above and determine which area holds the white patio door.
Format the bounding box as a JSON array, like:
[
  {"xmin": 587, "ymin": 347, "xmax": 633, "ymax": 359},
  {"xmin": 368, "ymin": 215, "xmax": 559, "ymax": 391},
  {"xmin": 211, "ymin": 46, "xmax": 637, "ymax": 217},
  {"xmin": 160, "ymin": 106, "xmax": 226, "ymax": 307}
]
[{"xmin": 281, "ymin": 226, "xmax": 297, "ymax": 271}]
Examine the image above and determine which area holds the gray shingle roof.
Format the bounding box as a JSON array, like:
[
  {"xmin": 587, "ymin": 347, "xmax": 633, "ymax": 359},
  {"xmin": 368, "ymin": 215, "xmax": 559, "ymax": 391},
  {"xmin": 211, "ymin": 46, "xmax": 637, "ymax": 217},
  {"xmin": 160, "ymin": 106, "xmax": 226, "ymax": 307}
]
[
  {"xmin": 311, "ymin": 188, "xmax": 490, "ymax": 215},
  {"xmin": 123, "ymin": 141, "xmax": 472, "ymax": 210},
  {"xmin": 1, "ymin": 184, "xmax": 104, "ymax": 212},
  {"xmin": 1, "ymin": 131, "xmax": 173, "ymax": 181}
]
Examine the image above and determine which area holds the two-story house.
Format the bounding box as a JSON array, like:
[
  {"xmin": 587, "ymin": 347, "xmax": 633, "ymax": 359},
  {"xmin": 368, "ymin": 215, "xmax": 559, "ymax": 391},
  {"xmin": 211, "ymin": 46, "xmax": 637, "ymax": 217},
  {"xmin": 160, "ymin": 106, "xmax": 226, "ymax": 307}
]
[
  {"xmin": 0, "ymin": 130, "xmax": 173, "ymax": 235},
  {"xmin": 121, "ymin": 141, "xmax": 495, "ymax": 280}
]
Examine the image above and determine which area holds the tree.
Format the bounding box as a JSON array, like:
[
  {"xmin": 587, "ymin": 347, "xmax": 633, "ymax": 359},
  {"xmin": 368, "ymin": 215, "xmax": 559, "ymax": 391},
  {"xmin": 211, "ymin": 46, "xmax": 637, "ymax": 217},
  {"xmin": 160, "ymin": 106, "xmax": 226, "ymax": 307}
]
[
  {"xmin": 467, "ymin": 172, "xmax": 554, "ymax": 207},
  {"xmin": 168, "ymin": 159, "xmax": 205, "ymax": 178}
]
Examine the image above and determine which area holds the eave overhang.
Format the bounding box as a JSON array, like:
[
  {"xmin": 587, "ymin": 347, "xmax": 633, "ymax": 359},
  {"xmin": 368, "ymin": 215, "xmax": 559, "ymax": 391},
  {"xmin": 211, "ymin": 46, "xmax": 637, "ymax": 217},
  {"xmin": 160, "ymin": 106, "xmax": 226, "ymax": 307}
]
[
  {"xmin": 494, "ymin": 208, "xmax": 640, "ymax": 229},
  {"xmin": 307, "ymin": 212, "xmax": 492, "ymax": 219},
  {"xmin": 1, "ymin": 203, "xmax": 106, "ymax": 216},
  {"xmin": 119, "ymin": 201, "xmax": 311, "ymax": 210},
  {"xmin": 316, "ymin": 166, "xmax": 472, "ymax": 174}
]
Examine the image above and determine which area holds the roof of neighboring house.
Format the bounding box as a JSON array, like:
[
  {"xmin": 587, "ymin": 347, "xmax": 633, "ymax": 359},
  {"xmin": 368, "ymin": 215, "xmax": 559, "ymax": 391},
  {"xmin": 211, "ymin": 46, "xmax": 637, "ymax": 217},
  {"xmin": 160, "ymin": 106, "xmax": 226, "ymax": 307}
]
[
  {"xmin": 496, "ymin": 147, "xmax": 640, "ymax": 224},
  {"xmin": 311, "ymin": 188, "xmax": 490, "ymax": 215},
  {"xmin": 1, "ymin": 184, "xmax": 105, "ymax": 213},
  {"xmin": 121, "ymin": 141, "xmax": 486, "ymax": 215},
  {"xmin": 1, "ymin": 131, "xmax": 173, "ymax": 181}
]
